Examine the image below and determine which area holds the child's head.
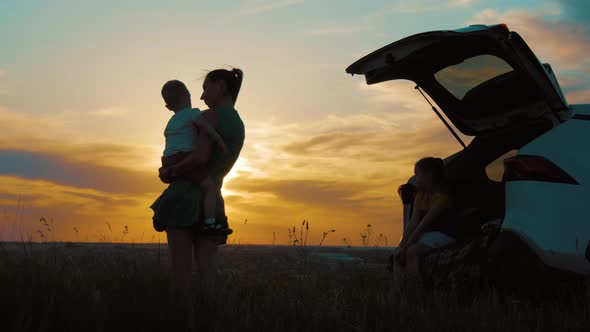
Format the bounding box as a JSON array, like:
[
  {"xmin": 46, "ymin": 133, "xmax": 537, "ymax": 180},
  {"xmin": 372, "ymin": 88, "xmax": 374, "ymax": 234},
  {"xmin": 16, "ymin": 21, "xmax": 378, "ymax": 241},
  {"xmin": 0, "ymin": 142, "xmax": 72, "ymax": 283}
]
[
  {"xmin": 200, "ymin": 68, "xmax": 243, "ymax": 109},
  {"xmin": 414, "ymin": 157, "xmax": 444, "ymax": 191},
  {"xmin": 161, "ymin": 80, "xmax": 191, "ymax": 111}
]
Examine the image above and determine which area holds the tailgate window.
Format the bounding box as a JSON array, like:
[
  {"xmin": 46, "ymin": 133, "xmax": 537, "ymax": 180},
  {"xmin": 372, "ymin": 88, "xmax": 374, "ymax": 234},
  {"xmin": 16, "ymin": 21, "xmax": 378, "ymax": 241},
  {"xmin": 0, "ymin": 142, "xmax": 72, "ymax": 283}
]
[{"xmin": 434, "ymin": 55, "xmax": 513, "ymax": 100}]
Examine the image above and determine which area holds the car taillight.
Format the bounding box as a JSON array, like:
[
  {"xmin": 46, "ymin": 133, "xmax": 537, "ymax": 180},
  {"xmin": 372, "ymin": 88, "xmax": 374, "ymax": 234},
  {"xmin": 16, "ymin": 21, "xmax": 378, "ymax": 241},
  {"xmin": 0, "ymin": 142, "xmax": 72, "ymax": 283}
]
[
  {"xmin": 503, "ymin": 155, "xmax": 578, "ymax": 184},
  {"xmin": 397, "ymin": 183, "xmax": 416, "ymax": 204}
]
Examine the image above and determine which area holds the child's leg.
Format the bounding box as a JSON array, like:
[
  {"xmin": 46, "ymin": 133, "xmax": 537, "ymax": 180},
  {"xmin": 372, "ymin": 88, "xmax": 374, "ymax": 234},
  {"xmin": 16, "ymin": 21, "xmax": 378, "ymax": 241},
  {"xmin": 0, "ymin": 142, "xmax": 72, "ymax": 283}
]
[
  {"xmin": 200, "ymin": 176, "xmax": 219, "ymax": 224},
  {"xmin": 217, "ymin": 191, "xmax": 226, "ymax": 218}
]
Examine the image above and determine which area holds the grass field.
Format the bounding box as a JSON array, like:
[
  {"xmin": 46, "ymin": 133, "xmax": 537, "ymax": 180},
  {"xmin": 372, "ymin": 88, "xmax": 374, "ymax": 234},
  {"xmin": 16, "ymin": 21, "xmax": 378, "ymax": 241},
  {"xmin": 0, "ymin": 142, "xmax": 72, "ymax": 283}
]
[{"xmin": 1, "ymin": 241, "xmax": 589, "ymax": 332}]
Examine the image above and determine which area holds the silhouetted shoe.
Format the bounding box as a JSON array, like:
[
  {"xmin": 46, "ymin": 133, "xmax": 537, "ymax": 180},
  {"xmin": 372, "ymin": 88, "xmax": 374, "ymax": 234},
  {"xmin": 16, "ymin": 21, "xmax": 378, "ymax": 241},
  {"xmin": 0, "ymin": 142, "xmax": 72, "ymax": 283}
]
[{"xmin": 153, "ymin": 219, "xmax": 166, "ymax": 232}]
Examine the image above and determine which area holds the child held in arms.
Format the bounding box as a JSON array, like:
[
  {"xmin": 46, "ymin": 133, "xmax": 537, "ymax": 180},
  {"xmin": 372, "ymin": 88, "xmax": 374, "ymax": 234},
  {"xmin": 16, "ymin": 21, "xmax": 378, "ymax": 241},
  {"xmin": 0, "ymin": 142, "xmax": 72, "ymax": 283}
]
[{"xmin": 151, "ymin": 80, "xmax": 232, "ymax": 235}]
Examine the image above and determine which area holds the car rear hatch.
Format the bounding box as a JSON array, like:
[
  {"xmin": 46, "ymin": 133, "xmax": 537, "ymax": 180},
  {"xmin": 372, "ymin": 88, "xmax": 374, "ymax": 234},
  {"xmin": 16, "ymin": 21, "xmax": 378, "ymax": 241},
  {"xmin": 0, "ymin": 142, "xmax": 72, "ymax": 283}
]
[{"xmin": 346, "ymin": 25, "xmax": 569, "ymax": 136}]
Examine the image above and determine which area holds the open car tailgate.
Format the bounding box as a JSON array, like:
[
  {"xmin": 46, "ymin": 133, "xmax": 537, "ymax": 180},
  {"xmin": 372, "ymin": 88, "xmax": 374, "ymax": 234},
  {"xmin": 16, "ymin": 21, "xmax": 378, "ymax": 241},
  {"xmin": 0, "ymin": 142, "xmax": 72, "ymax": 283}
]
[{"xmin": 346, "ymin": 25, "xmax": 569, "ymax": 135}]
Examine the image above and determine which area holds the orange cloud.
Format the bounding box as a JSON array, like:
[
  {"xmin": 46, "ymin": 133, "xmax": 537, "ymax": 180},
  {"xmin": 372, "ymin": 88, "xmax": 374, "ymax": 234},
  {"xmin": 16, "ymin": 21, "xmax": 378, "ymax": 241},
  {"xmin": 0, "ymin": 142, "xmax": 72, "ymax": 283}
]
[
  {"xmin": 0, "ymin": 106, "xmax": 164, "ymax": 171},
  {"xmin": 0, "ymin": 149, "xmax": 163, "ymax": 195},
  {"xmin": 0, "ymin": 176, "xmax": 158, "ymax": 243},
  {"xmin": 0, "ymin": 106, "xmax": 169, "ymax": 242}
]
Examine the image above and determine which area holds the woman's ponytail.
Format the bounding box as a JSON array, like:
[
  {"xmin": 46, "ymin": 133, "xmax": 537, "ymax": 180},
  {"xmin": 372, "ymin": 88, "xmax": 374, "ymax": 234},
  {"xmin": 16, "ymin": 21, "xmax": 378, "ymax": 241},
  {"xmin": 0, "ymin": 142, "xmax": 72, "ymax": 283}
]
[
  {"xmin": 231, "ymin": 68, "xmax": 243, "ymax": 103},
  {"xmin": 206, "ymin": 67, "xmax": 244, "ymax": 104}
]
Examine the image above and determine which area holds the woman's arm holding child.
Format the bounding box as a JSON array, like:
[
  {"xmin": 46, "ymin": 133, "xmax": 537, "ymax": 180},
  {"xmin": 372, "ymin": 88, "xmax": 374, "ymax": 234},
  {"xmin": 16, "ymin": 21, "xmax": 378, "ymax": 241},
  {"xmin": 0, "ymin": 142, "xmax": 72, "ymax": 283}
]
[
  {"xmin": 168, "ymin": 113, "xmax": 218, "ymax": 177},
  {"xmin": 194, "ymin": 117, "xmax": 229, "ymax": 154},
  {"xmin": 169, "ymin": 138, "xmax": 211, "ymax": 177}
]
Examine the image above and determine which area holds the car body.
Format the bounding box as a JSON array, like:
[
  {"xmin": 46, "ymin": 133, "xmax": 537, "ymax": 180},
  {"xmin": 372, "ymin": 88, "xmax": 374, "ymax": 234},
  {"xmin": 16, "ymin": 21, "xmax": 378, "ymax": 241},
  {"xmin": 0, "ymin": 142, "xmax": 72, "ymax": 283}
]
[{"xmin": 346, "ymin": 24, "xmax": 590, "ymax": 275}]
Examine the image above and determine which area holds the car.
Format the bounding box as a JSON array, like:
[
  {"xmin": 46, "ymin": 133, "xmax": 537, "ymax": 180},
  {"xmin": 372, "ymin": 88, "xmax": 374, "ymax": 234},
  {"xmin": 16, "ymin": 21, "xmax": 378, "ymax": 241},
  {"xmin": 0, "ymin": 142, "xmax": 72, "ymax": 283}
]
[{"xmin": 346, "ymin": 24, "xmax": 590, "ymax": 280}]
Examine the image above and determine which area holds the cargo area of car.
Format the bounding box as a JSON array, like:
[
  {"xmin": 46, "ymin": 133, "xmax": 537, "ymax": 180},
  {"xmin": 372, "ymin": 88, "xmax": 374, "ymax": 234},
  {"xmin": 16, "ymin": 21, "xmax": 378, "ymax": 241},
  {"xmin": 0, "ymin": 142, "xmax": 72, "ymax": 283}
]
[
  {"xmin": 399, "ymin": 115, "xmax": 556, "ymax": 231},
  {"xmin": 439, "ymin": 116, "xmax": 556, "ymax": 231}
]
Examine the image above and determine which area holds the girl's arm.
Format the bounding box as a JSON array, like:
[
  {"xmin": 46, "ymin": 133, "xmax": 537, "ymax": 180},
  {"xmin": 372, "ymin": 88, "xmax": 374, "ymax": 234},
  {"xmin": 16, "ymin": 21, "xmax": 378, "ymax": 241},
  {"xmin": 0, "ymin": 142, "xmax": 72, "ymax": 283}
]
[
  {"xmin": 399, "ymin": 207, "xmax": 447, "ymax": 250},
  {"xmin": 398, "ymin": 203, "xmax": 423, "ymax": 249},
  {"xmin": 194, "ymin": 117, "xmax": 229, "ymax": 154}
]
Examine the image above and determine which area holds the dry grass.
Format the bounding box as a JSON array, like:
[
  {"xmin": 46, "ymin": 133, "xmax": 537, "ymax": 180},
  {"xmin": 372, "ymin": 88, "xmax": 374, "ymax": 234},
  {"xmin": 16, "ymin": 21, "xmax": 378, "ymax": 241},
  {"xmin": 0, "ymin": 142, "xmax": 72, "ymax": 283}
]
[{"xmin": 0, "ymin": 241, "xmax": 589, "ymax": 332}]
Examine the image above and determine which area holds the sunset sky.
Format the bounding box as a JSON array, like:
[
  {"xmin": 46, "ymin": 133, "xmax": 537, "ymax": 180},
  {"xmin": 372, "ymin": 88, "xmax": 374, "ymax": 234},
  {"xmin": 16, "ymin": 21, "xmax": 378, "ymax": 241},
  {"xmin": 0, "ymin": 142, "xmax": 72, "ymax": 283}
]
[{"xmin": 0, "ymin": 0, "xmax": 588, "ymax": 245}]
